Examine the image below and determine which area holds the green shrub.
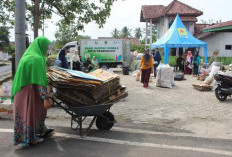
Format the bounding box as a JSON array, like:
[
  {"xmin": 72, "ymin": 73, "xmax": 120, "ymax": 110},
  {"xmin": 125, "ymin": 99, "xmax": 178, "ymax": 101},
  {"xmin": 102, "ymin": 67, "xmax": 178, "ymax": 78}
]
[{"xmin": 131, "ymin": 44, "xmax": 146, "ymax": 53}]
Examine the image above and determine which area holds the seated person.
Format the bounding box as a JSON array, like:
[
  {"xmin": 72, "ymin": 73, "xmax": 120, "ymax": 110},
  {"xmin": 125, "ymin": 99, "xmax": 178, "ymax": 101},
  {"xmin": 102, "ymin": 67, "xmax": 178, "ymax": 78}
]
[
  {"xmin": 91, "ymin": 56, "xmax": 99, "ymax": 69},
  {"xmin": 85, "ymin": 58, "xmax": 93, "ymax": 72},
  {"xmin": 71, "ymin": 51, "xmax": 81, "ymax": 71},
  {"xmin": 176, "ymin": 54, "xmax": 184, "ymax": 72}
]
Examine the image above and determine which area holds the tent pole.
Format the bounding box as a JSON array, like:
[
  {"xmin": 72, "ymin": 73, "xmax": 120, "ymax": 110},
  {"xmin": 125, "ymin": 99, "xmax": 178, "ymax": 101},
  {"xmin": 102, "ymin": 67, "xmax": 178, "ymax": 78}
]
[
  {"xmin": 204, "ymin": 45, "xmax": 208, "ymax": 68},
  {"xmin": 164, "ymin": 45, "xmax": 170, "ymax": 64}
]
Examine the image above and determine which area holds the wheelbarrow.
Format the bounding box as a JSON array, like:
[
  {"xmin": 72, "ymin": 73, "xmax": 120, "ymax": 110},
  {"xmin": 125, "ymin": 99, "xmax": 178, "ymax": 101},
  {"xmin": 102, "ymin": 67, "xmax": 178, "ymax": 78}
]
[{"xmin": 50, "ymin": 98, "xmax": 116, "ymax": 137}]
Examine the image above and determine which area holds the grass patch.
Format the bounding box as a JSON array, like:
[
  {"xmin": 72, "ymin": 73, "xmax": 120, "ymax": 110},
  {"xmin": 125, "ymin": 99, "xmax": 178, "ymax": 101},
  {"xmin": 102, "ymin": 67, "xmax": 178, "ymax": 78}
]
[
  {"xmin": 203, "ymin": 57, "xmax": 232, "ymax": 65},
  {"xmin": 161, "ymin": 56, "xmax": 178, "ymax": 66},
  {"xmin": 164, "ymin": 56, "xmax": 232, "ymax": 66}
]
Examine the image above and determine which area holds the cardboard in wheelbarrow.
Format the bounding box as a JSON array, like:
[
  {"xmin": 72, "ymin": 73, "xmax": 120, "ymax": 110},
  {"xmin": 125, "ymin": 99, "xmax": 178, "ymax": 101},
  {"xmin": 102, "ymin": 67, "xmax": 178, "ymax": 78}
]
[{"xmin": 47, "ymin": 67, "xmax": 128, "ymax": 106}]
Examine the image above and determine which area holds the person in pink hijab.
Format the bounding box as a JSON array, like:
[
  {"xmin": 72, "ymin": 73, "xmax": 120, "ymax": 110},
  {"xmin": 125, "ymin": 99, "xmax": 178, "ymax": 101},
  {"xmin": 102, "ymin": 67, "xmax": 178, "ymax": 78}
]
[{"xmin": 184, "ymin": 51, "xmax": 193, "ymax": 74}]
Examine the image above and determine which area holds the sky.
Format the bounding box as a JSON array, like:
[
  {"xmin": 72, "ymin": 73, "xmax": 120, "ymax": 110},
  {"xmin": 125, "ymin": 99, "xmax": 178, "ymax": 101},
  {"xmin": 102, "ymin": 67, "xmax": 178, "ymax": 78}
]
[{"xmin": 11, "ymin": 0, "xmax": 232, "ymax": 42}]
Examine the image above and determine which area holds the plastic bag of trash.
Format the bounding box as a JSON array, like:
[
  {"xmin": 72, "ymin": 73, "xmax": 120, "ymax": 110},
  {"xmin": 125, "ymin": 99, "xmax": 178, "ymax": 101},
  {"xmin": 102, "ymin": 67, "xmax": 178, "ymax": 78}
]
[
  {"xmin": 200, "ymin": 68, "xmax": 206, "ymax": 75},
  {"xmin": 209, "ymin": 65, "xmax": 220, "ymax": 78},
  {"xmin": 155, "ymin": 64, "xmax": 174, "ymax": 88},
  {"xmin": 0, "ymin": 99, "xmax": 13, "ymax": 120},
  {"xmin": 1, "ymin": 82, "xmax": 11, "ymax": 97},
  {"xmin": 174, "ymin": 73, "xmax": 184, "ymax": 81},
  {"xmin": 132, "ymin": 70, "xmax": 139, "ymax": 77},
  {"xmin": 203, "ymin": 76, "xmax": 214, "ymax": 85},
  {"xmin": 225, "ymin": 70, "xmax": 232, "ymax": 76},
  {"xmin": 129, "ymin": 60, "xmax": 140, "ymax": 72},
  {"xmin": 136, "ymin": 71, "xmax": 141, "ymax": 81}
]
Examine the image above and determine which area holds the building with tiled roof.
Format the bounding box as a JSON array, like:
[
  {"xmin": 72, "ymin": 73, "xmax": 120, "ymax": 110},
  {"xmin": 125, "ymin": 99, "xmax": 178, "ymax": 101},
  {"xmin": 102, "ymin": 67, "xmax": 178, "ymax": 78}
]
[
  {"xmin": 194, "ymin": 24, "xmax": 214, "ymax": 40},
  {"xmin": 141, "ymin": 0, "xmax": 232, "ymax": 57},
  {"xmin": 141, "ymin": 0, "xmax": 203, "ymax": 42},
  {"xmin": 193, "ymin": 21, "xmax": 232, "ymax": 57},
  {"xmin": 197, "ymin": 21, "xmax": 232, "ymax": 57},
  {"xmin": 204, "ymin": 20, "xmax": 232, "ymax": 32}
]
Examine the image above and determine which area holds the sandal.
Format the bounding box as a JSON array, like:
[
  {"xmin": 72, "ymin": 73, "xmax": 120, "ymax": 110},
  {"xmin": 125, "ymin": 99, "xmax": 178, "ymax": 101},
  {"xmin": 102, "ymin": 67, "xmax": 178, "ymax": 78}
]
[
  {"xmin": 38, "ymin": 137, "xmax": 45, "ymax": 143},
  {"xmin": 29, "ymin": 137, "xmax": 44, "ymax": 145},
  {"xmin": 39, "ymin": 127, "xmax": 54, "ymax": 138}
]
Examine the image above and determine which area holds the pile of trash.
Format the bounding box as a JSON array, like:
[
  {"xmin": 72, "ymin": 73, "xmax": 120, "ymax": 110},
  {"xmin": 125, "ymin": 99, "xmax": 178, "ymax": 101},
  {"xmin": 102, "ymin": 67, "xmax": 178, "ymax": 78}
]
[
  {"xmin": 47, "ymin": 67, "xmax": 128, "ymax": 106},
  {"xmin": 193, "ymin": 65, "xmax": 220, "ymax": 91},
  {"xmin": 0, "ymin": 82, "xmax": 13, "ymax": 120}
]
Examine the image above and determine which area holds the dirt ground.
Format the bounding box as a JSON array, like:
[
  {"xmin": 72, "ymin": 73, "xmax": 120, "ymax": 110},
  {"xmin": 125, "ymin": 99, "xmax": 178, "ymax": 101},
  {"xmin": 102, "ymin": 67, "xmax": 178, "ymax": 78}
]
[{"xmin": 109, "ymin": 70, "xmax": 232, "ymax": 139}]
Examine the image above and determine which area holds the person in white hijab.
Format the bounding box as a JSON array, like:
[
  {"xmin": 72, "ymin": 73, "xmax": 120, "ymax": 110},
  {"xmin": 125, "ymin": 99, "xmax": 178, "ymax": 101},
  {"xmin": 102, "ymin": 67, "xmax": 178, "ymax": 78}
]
[
  {"xmin": 91, "ymin": 56, "xmax": 99, "ymax": 69},
  {"xmin": 70, "ymin": 50, "xmax": 81, "ymax": 70}
]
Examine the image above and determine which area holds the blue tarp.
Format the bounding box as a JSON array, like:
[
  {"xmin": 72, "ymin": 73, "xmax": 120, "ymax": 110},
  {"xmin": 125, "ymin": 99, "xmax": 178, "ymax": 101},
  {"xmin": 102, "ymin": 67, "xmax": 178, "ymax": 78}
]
[
  {"xmin": 151, "ymin": 14, "xmax": 208, "ymax": 65},
  {"xmin": 56, "ymin": 67, "xmax": 103, "ymax": 82}
]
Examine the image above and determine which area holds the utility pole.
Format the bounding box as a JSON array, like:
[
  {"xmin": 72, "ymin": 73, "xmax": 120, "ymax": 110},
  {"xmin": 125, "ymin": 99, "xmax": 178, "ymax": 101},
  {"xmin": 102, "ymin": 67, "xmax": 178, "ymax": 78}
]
[{"xmin": 15, "ymin": 0, "xmax": 26, "ymax": 68}]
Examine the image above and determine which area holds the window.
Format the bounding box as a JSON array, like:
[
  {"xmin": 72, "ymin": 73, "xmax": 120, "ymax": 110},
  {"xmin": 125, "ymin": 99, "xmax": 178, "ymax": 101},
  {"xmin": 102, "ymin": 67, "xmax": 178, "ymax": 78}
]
[{"xmin": 225, "ymin": 45, "xmax": 232, "ymax": 50}]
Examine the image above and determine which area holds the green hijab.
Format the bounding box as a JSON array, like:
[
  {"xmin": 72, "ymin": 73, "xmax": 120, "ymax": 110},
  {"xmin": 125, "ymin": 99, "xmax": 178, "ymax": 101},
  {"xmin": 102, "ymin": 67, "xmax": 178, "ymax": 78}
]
[{"xmin": 11, "ymin": 36, "xmax": 51, "ymax": 101}]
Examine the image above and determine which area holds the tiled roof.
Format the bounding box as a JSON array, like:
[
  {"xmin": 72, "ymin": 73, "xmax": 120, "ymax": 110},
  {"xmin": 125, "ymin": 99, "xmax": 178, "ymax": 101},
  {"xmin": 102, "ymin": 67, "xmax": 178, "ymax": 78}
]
[
  {"xmin": 194, "ymin": 24, "xmax": 214, "ymax": 39},
  {"xmin": 140, "ymin": 0, "xmax": 203, "ymax": 22},
  {"xmin": 204, "ymin": 20, "xmax": 232, "ymax": 31},
  {"xmin": 169, "ymin": 16, "xmax": 197, "ymax": 22},
  {"xmin": 140, "ymin": 5, "xmax": 165, "ymax": 22},
  {"xmin": 163, "ymin": 0, "xmax": 203, "ymax": 16}
]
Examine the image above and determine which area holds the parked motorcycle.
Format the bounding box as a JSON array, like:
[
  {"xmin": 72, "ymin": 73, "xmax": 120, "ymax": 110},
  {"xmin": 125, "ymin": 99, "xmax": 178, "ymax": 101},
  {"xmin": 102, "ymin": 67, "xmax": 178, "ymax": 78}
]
[{"xmin": 214, "ymin": 74, "xmax": 232, "ymax": 101}]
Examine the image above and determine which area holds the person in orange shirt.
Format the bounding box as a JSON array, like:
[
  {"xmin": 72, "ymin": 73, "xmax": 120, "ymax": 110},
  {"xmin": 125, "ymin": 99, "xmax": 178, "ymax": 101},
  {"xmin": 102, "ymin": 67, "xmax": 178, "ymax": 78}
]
[{"xmin": 140, "ymin": 49, "xmax": 153, "ymax": 88}]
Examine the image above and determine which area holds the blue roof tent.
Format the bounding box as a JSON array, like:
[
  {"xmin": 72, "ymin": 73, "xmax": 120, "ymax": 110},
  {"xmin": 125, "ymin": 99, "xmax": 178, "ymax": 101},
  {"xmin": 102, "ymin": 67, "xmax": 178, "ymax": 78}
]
[{"xmin": 151, "ymin": 14, "xmax": 208, "ymax": 65}]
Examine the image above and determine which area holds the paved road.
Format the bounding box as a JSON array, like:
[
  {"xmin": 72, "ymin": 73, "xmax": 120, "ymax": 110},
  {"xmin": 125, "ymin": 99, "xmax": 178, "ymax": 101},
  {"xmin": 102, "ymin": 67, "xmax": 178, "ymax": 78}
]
[
  {"xmin": 0, "ymin": 65, "xmax": 11, "ymax": 77},
  {"xmin": 0, "ymin": 118, "xmax": 232, "ymax": 157}
]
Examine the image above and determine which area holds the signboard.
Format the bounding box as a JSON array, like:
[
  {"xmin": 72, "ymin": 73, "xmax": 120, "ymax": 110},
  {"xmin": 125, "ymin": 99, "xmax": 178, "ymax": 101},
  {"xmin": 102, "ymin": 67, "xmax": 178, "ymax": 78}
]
[
  {"xmin": 80, "ymin": 39, "xmax": 123, "ymax": 63},
  {"xmin": 178, "ymin": 28, "xmax": 187, "ymax": 36}
]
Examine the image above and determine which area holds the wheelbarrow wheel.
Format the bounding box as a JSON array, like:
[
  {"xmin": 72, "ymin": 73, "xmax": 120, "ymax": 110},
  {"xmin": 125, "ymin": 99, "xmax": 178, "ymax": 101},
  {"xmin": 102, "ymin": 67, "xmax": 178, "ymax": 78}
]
[{"xmin": 96, "ymin": 111, "xmax": 115, "ymax": 130}]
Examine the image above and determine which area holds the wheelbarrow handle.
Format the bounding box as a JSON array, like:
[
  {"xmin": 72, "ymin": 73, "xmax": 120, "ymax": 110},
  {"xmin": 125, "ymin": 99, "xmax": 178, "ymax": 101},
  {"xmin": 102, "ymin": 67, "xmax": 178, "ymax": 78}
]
[{"xmin": 48, "ymin": 96, "xmax": 78, "ymax": 117}]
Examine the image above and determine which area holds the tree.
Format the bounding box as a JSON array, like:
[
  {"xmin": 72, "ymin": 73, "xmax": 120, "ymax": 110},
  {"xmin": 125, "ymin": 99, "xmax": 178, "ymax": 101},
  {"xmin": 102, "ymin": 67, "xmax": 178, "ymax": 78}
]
[
  {"xmin": 0, "ymin": 26, "xmax": 10, "ymax": 52},
  {"xmin": 134, "ymin": 27, "xmax": 142, "ymax": 39},
  {"xmin": 142, "ymin": 24, "xmax": 157, "ymax": 43},
  {"xmin": 54, "ymin": 25, "xmax": 90, "ymax": 49},
  {"xmin": 2, "ymin": 0, "xmax": 118, "ymax": 39},
  {"xmin": 0, "ymin": 1, "xmax": 14, "ymax": 27},
  {"xmin": 120, "ymin": 26, "xmax": 132, "ymax": 38},
  {"xmin": 111, "ymin": 28, "xmax": 120, "ymax": 38}
]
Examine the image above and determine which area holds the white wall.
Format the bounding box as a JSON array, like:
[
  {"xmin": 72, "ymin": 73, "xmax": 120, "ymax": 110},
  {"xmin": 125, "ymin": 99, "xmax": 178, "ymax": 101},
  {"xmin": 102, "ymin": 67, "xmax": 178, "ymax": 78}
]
[
  {"xmin": 157, "ymin": 17, "xmax": 169, "ymax": 39},
  {"xmin": 199, "ymin": 32, "xmax": 232, "ymax": 57},
  {"xmin": 157, "ymin": 18, "xmax": 195, "ymax": 39}
]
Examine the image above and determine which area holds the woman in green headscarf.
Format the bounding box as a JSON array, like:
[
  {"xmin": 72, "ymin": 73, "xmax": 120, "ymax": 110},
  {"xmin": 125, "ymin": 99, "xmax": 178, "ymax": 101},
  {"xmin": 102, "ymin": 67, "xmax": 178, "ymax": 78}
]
[{"xmin": 11, "ymin": 36, "xmax": 53, "ymax": 146}]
